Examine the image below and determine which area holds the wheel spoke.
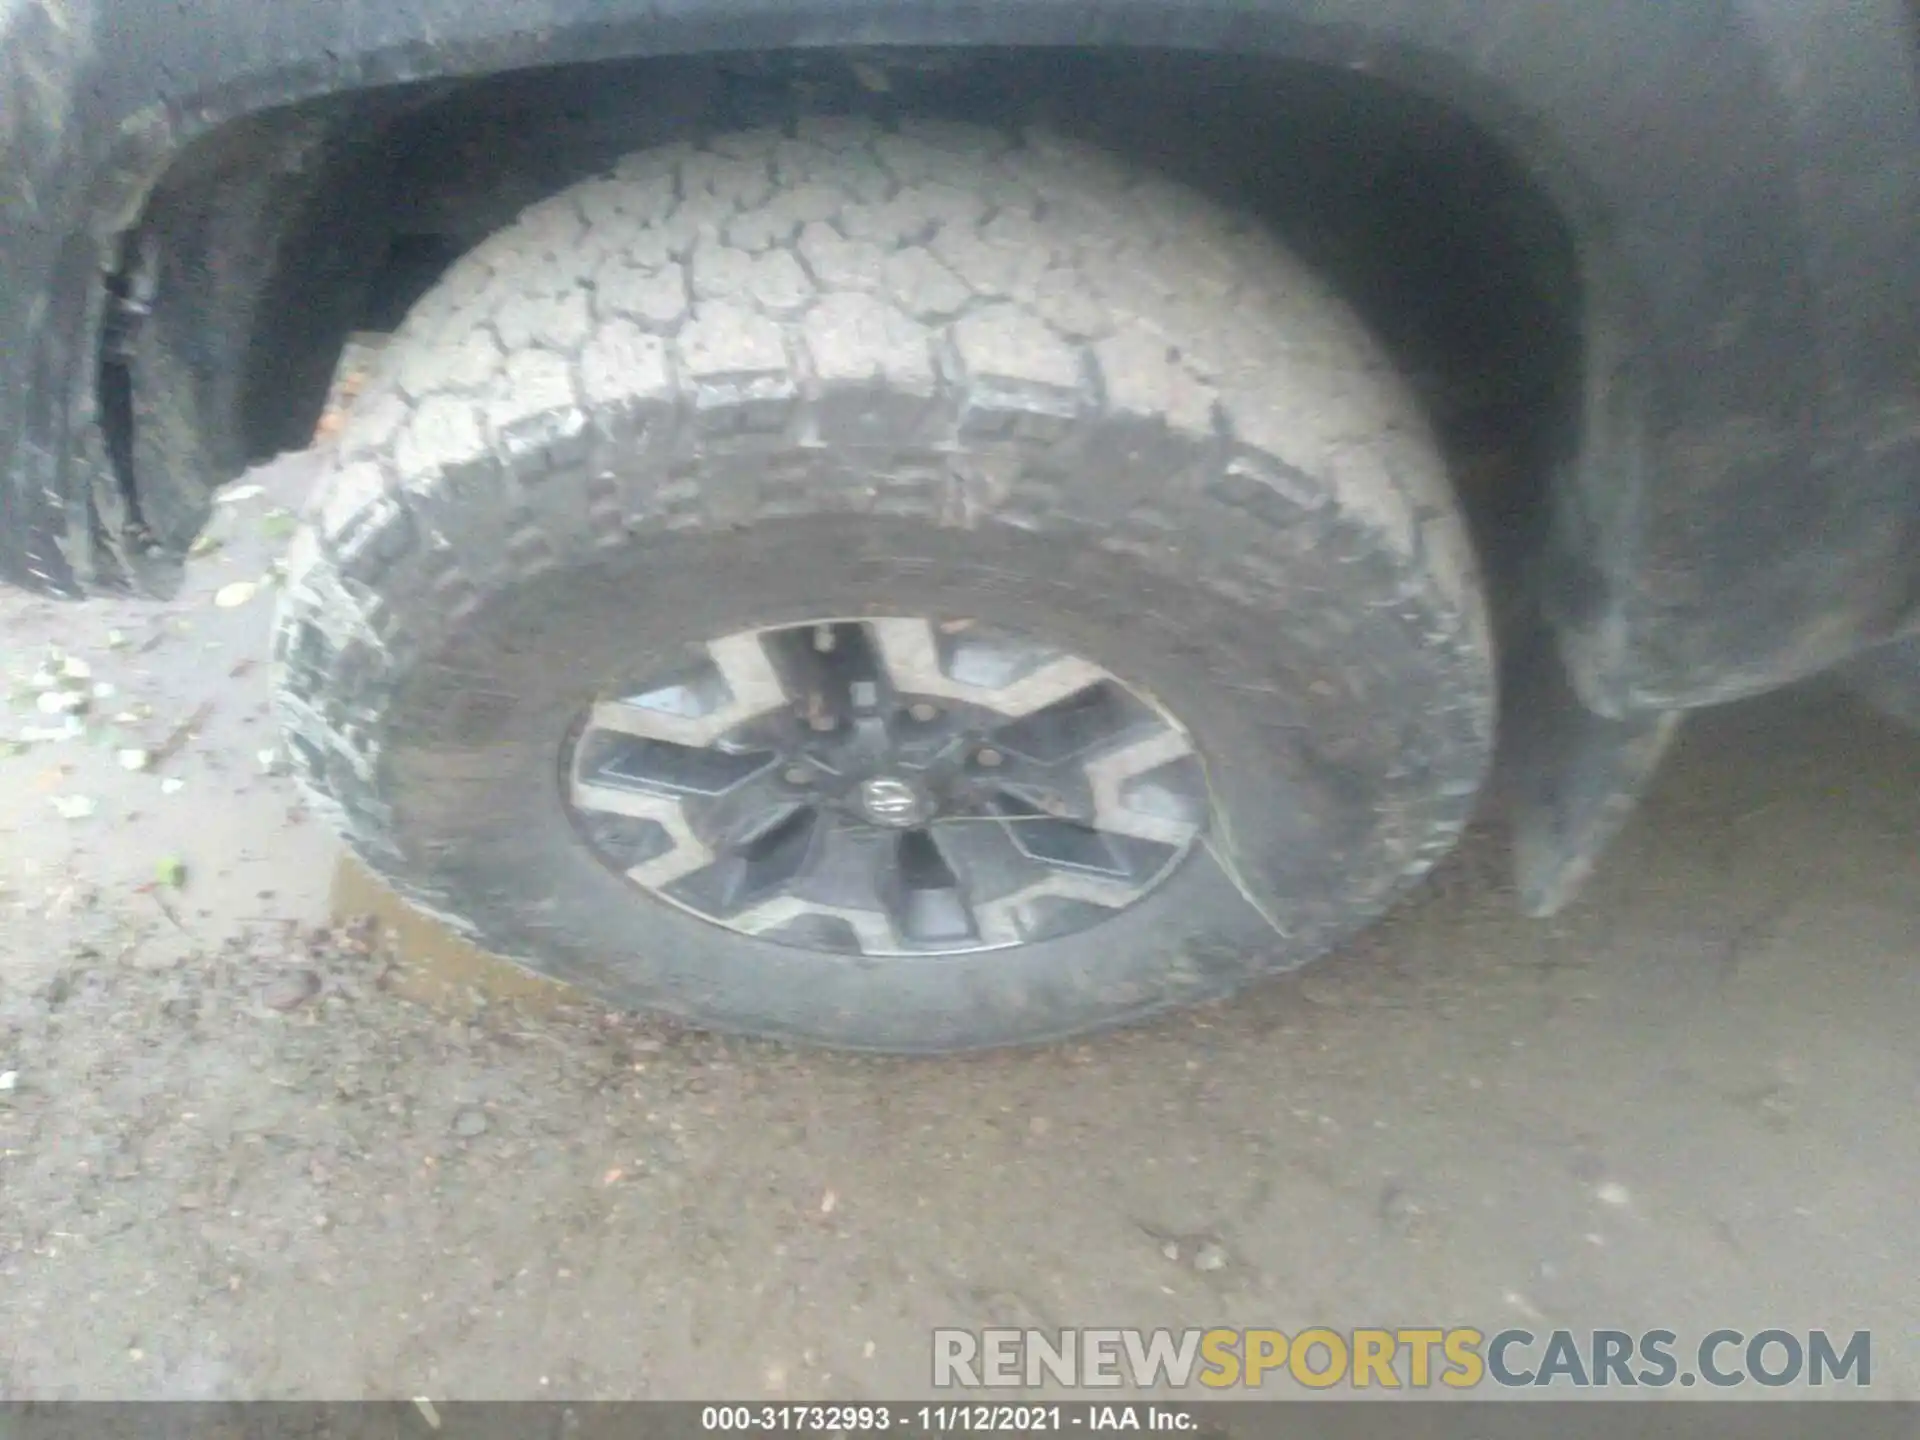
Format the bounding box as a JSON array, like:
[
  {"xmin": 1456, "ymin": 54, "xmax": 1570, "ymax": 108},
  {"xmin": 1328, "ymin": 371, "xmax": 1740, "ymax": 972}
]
[
  {"xmin": 723, "ymin": 895, "xmax": 898, "ymax": 954},
  {"xmin": 687, "ymin": 803, "xmax": 826, "ymax": 916},
  {"xmin": 685, "ymin": 770, "xmax": 810, "ymax": 852},
  {"xmin": 569, "ymin": 777, "xmax": 713, "ymax": 887},
  {"xmin": 759, "ymin": 621, "xmax": 892, "ymax": 734},
  {"xmin": 720, "ymin": 815, "xmax": 899, "ymax": 953},
  {"xmin": 565, "ymin": 614, "xmax": 1208, "ymax": 956},
  {"xmin": 1082, "ymin": 728, "xmax": 1202, "ymax": 845},
  {"xmin": 585, "ymin": 733, "xmax": 777, "ymax": 798},
  {"xmin": 989, "ymin": 792, "xmax": 1130, "ymax": 877},
  {"xmin": 972, "ymin": 869, "xmax": 1149, "ymax": 947},
  {"xmin": 593, "ymin": 632, "xmax": 789, "ymax": 746},
  {"xmin": 879, "ymin": 828, "xmax": 978, "ymax": 947},
  {"xmin": 868, "ymin": 618, "xmax": 1108, "ymax": 718}
]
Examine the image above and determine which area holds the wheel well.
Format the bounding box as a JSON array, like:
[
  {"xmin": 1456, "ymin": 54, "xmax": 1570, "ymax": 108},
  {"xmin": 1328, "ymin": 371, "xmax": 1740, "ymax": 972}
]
[{"xmin": 117, "ymin": 46, "xmax": 1580, "ymax": 582}]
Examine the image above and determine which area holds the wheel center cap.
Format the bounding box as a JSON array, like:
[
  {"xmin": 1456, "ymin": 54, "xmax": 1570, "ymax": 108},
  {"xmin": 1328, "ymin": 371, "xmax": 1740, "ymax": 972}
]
[{"xmin": 859, "ymin": 775, "xmax": 926, "ymax": 827}]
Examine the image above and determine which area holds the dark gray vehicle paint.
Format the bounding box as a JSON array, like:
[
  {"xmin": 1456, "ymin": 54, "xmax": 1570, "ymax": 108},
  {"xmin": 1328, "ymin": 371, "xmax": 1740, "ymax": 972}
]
[{"xmin": 1, "ymin": 0, "xmax": 1917, "ymax": 718}]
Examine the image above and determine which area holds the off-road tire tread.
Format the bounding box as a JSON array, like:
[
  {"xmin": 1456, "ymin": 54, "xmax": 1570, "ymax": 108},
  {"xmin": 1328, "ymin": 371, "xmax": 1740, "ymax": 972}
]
[{"xmin": 273, "ymin": 119, "xmax": 1494, "ymax": 1044}]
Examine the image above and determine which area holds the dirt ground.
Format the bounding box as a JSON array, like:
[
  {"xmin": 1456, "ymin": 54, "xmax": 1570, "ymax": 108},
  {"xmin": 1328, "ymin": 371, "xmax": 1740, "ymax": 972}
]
[{"xmin": 1, "ymin": 448, "xmax": 1916, "ymax": 1401}]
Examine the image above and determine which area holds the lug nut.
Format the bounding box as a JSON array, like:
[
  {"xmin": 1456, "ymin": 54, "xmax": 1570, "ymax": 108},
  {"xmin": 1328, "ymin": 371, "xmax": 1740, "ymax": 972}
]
[
  {"xmin": 975, "ymin": 747, "xmax": 1003, "ymax": 768},
  {"xmin": 908, "ymin": 701, "xmax": 940, "ymax": 723}
]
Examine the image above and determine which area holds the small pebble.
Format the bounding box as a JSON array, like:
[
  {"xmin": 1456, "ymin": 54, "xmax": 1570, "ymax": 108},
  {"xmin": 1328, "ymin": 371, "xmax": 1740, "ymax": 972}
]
[
  {"xmin": 262, "ymin": 970, "xmax": 321, "ymax": 1012},
  {"xmin": 1504, "ymin": 1289, "xmax": 1546, "ymax": 1321},
  {"xmin": 21, "ymin": 719, "xmax": 83, "ymax": 743},
  {"xmin": 0, "ymin": 1071, "xmax": 18, "ymax": 1092},
  {"xmin": 51, "ymin": 796, "xmax": 97, "ymax": 820},
  {"xmin": 1192, "ymin": 1241, "xmax": 1228, "ymax": 1273},
  {"xmin": 216, "ymin": 484, "xmax": 265, "ymax": 505},
  {"xmin": 1381, "ymin": 1187, "xmax": 1427, "ymax": 1237},
  {"xmin": 451, "ymin": 1107, "xmax": 490, "ymax": 1138},
  {"xmin": 213, "ymin": 582, "xmax": 259, "ymax": 609},
  {"xmin": 160, "ymin": 778, "xmax": 185, "ymax": 795},
  {"xmin": 1160, "ymin": 1241, "xmax": 1180, "ymax": 1262},
  {"xmin": 117, "ymin": 749, "xmax": 151, "ymax": 772},
  {"xmin": 1596, "ymin": 1181, "xmax": 1632, "ymax": 1207},
  {"xmin": 60, "ymin": 657, "xmax": 91, "ymax": 681}
]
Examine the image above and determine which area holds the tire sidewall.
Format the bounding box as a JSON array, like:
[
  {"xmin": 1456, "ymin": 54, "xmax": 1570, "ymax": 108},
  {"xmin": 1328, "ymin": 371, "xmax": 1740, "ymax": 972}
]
[
  {"xmin": 369, "ymin": 500, "xmax": 1480, "ymax": 1051},
  {"xmin": 276, "ymin": 119, "xmax": 1499, "ymax": 1051}
]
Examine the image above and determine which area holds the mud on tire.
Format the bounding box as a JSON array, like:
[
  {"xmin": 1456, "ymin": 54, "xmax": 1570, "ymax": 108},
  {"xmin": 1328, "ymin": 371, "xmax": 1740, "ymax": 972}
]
[{"xmin": 272, "ymin": 119, "xmax": 1496, "ymax": 1052}]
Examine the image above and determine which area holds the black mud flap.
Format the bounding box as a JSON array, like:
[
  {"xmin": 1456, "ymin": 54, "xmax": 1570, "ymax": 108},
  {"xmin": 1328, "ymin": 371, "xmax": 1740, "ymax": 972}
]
[{"xmin": 1506, "ymin": 630, "xmax": 1683, "ymax": 918}]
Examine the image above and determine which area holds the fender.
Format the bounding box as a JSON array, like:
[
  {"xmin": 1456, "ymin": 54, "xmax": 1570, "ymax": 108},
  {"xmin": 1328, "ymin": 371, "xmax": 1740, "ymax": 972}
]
[{"xmin": 2, "ymin": 0, "xmax": 1918, "ymax": 713}]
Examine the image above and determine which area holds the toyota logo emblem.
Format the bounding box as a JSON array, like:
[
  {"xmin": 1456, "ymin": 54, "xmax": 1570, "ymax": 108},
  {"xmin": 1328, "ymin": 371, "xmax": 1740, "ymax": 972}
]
[{"xmin": 859, "ymin": 776, "xmax": 924, "ymax": 826}]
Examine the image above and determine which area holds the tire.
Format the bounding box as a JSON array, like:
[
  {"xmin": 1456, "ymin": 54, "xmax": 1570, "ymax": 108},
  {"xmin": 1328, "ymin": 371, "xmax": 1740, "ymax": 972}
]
[
  {"xmin": 1843, "ymin": 634, "xmax": 1920, "ymax": 733},
  {"xmin": 272, "ymin": 119, "xmax": 1495, "ymax": 1053}
]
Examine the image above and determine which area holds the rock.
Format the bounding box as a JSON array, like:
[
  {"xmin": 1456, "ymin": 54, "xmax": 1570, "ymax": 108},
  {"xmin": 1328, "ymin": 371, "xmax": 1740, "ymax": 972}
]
[
  {"xmin": 50, "ymin": 796, "xmax": 97, "ymax": 820},
  {"xmin": 213, "ymin": 582, "xmax": 259, "ymax": 610},
  {"xmin": 117, "ymin": 749, "xmax": 151, "ymax": 772},
  {"xmin": 1380, "ymin": 1183, "xmax": 1428, "ymax": 1238},
  {"xmin": 0, "ymin": 1070, "xmax": 17, "ymax": 1092},
  {"xmin": 1192, "ymin": 1241, "xmax": 1228, "ymax": 1273},
  {"xmin": 261, "ymin": 971, "xmax": 321, "ymax": 1012},
  {"xmin": 451, "ymin": 1107, "xmax": 490, "ymax": 1138},
  {"xmin": 20, "ymin": 718, "xmax": 83, "ymax": 742}
]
